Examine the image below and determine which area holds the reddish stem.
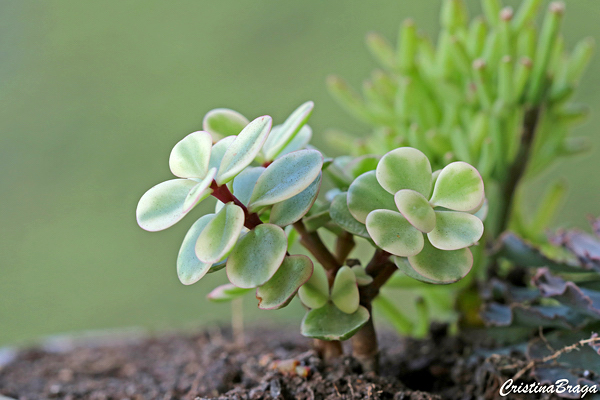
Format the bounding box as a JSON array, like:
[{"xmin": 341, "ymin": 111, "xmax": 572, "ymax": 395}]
[{"xmin": 210, "ymin": 181, "xmax": 263, "ymax": 229}]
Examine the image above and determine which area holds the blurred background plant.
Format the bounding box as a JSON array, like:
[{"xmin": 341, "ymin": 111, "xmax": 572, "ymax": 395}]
[{"xmin": 1, "ymin": 1, "xmax": 599, "ymax": 347}]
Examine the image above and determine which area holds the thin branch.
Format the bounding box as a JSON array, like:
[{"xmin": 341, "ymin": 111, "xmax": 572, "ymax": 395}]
[
  {"xmin": 210, "ymin": 180, "xmax": 262, "ymax": 229},
  {"xmin": 335, "ymin": 231, "xmax": 355, "ymax": 264},
  {"xmin": 293, "ymin": 220, "xmax": 340, "ymax": 274}
]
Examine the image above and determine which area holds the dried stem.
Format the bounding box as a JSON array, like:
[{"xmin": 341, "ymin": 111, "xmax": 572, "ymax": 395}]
[{"xmin": 210, "ymin": 181, "xmax": 263, "ymax": 229}]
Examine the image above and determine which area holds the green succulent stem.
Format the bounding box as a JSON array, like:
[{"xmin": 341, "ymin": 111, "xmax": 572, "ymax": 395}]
[{"xmin": 209, "ymin": 180, "xmax": 263, "ymax": 230}]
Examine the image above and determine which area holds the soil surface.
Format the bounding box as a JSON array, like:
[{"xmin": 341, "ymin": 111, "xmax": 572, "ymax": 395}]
[{"xmin": 0, "ymin": 325, "xmax": 547, "ymax": 399}]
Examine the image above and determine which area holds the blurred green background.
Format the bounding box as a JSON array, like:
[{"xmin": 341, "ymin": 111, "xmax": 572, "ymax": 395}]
[{"xmin": 1, "ymin": 1, "xmax": 599, "ymax": 346}]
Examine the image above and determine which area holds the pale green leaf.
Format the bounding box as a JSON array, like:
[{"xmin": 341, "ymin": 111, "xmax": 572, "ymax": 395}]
[
  {"xmin": 270, "ymin": 173, "xmax": 321, "ymax": 227},
  {"xmin": 195, "ymin": 203, "xmax": 245, "ymax": 263},
  {"xmin": 226, "ymin": 224, "xmax": 288, "ymax": 288},
  {"xmin": 348, "ymin": 155, "xmax": 380, "ymax": 178},
  {"xmin": 262, "ymin": 101, "xmax": 314, "ymax": 161},
  {"xmin": 391, "ymin": 256, "xmax": 439, "ymax": 284},
  {"xmin": 331, "ymin": 266, "xmax": 359, "ymax": 314},
  {"xmin": 376, "ymin": 147, "xmax": 432, "ymax": 196},
  {"xmin": 329, "ymin": 193, "xmax": 369, "ymax": 238},
  {"xmin": 407, "ymin": 238, "xmax": 473, "ymax": 284},
  {"xmin": 177, "ymin": 214, "xmax": 215, "ymax": 285},
  {"xmin": 394, "ymin": 189, "xmax": 436, "ymax": 233},
  {"xmin": 232, "ymin": 167, "xmax": 265, "ymax": 206},
  {"xmin": 257, "ymin": 255, "xmax": 313, "ymax": 310},
  {"xmin": 351, "ymin": 266, "xmax": 373, "ymax": 286},
  {"xmin": 301, "ymin": 303, "xmax": 369, "ymax": 341},
  {"xmin": 208, "ymin": 136, "xmax": 236, "ymax": 170},
  {"xmin": 298, "ymin": 263, "xmax": 329, "ymax": 309},
  {"xmin": 366, "ymin": 209, "xmax": 424, "ymax": 257},
  {"xmin": 182, "ymin": 167, "xmax": 216, "ymax": 213},
  {"xmin": 137, "ymin": 179, "xmax": 198, "ymax": 232},
  {"xmin": 276, "ymin": 125, "xmax": 312, "ymax": 158},
  {"xmin": 207, "ymin": 283, "xmax": 252, "ymax": 302},
  {"xmin": 169, "ymin": 131, "xmax": 213, "ymax": 179},
  {"xmin": 347, "ymin": 171, "xmax": 396, "ymax": 224},
  {"xmin": 427, "ymin": 211, "xmax": 484, "ymax": 250},
  {"xmin": 202, "ymin": 108, "xmax": 249, "ymax": 141},
  {"xmin": 216, "ymin": 115, "xmax": 272, "ymax": 185},
  {"xmin": 248, "ymin": 149, "xmax": 323, "ymax": 211},
  {"xmin": 429, "ymin": 162, "xmax": 484, "ymax": 211}
]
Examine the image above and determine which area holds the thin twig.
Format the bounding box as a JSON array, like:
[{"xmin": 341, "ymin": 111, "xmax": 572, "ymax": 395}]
[
  {"xmin": 293, "ymin": 220, "xmax": 340, "ymax": 274},
  {"xmin": 335, "ymin": 231, "xmax": 355, "ymax": 264}
]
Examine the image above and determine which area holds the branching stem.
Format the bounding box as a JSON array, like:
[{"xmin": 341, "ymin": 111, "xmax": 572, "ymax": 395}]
[
  {"xmin": 293, "ymin": 221, "xmax": 341, "ymax": 285},
  {"xmin": 210, "ymin": 181, "xmax": 263, "ymax": 230}
]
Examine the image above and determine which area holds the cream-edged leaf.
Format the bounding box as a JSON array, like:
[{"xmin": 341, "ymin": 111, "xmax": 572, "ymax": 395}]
[
  {"xmin": 376, "ymin": 147, "xmax": 432, "ymax": 196},
  {"xmin": 270, "ymin": 173, "xmax": 322, "ymax": 227},
  {"xmin": 347, "ymin": 171, "xmax": 396, "ymax": 224},
  {"xmin": 137, "ymin": 179, "xmax": 198, "ymax": 232},
  {"xmin": 262, "ymin": 101, "xmax": 314, "ymax": 161},
  {"xmin": 427, "ymin": 211, "xmax": 484, "ymax": 250},
  {"xmin": 208, "ymin": 136, "xmax": 236, "ymax": 170},
  {"xmin": 195, "ymin": 203, "xmax": 245, "ymax": 263},
  {"xmin": 169, "ymin": 131, "xmax": 213, "ymax": 179},
  {"xmin": 177, "ymin": 214, "xmax": 215, "ymax": 285},
  {"xmin": 329, "ymin": 193, "xmax": 370, "ymax": 238},
  {"xmin": 394, "ymin": 189, "xmax": 436, "ymax": 233},
  {"xmin": 429, "ymin": 162, "xmax": 484, "ymax": 211},
  {"xmin": 257, "ymin": 255, "xmax": 313, "ymax": 310},
  {"xmin": 226, "ymin": 224, "xmax": 288, "ymax": 288},
  {"xmin": 407, "ymin": 238, "xmax": 473, "ymax": 284},
  {"xmin": 232, "ymin": 167, "xmax": 265, "ymax": 206},
  {"xmin": 202, "ymin": 108, "xmax": 249, "ymax": 141},
  {"xmin": 207, "ymin": 283, "xmax": 252, "ymax": 302},
  {"xmin": 366, "ymin": 209, "xmax": 424, "ymax": 257},
  {"xmin": 216, "ymin": 116, "xmax": 272, "ymax": 185},
  {"xmin": 248, "ymin": 149, "xmax": 323, "ymax": 211},
  {"xmin": 301, "ymin": 303, "xmax": 369, "ymax": 341},
  {"xmin": 182, "ymin": 168, "xmax": 216, "ymax": 213},
  {"xmin": 298, "ymin": 263, "xmax": 329, "ymax": 309},
  {"xmin": 331, "ymin": 266, "xmax": 359, "ymax": 314}
]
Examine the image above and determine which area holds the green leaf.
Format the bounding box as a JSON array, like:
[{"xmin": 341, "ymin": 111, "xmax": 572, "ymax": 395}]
[
  {"xmin": 195, "ymin": 203, "xmax": 245, "ymax": 263},
  {"xmin": 137, "ymin": 179, "xmax": 198, "ymax": 232},
  {"xmin": 301, "ymin": 303, "xmax": 370, "ymax": 341},
  {"xmin": 394, "ymin": 189, "xmax": 436, "ymax": 233},
  {"xmin": 277, "ymin": 125, "xmax": 312, "ymax": 158},
  {"xmin": 429, "ymin": 162, "xmax": 484, "ymax": 212},
  {"xmin": 376, "ymin": 147, "xmax": 432, "ymax": 196},
  {"xmin": 169, "ymin": 131, "xmax": 213, "ymax": 179},
  {"xmin": 366, "ymin": 209, "xmax": 424, "ymax": 257},
  {"xmin": 208, "ymin": 136, "xmax": 236, "ymax": 170},
  {"xmin": 207, "ymin": 283, "xmax": 252, "ymax": 302},
  {"xmin": 270, "ymin": 173, "xmax": 322, "ymax": 227},
  {"xmin": 232, "ymin": 167, "xmax": 265, "ymax": 206},
  {"xmin": 226, "ymin": 223, "xmax": 288, "ymax": 288},
  {"xmin": 177, "ymin": 214, "xmax": 215, "ymax": 285},
  {"xmin": 347, "ymin": 171, "xmax": 396, "ymax": 224},
  {"xmin": 257, "ymin": 255, "xmax": 313, "ymax": 310},
  {"xmin": 262, "ymin": 101, "xmax": 314, "ymax": 161},
  {"xmin": 216, "ymin": 115, "xmax": 272, "ymax": 185},
  {"xmin": 202, "ymin": 108, "xmax": 249, "ymax": 140},
  {"xmin": 427, "ymin": 211, "xmax": 484, "ymax": 250},
  {"xmin": 391, "ymin": 256, "xmax": 439, "ymax": 284},
  {"xmin": 351, "ymin": 266, "xmax": 373, "ymax": 286},
  {"xmin": 248, "ymin": 149, "xmax": 323, "ymax": 211},
  {"xmin": 182, "ymin": 168, "xmax": 216, "ymax": 213},
  {"xmin": 407, "ymin": 239, "xmax": 473, "ymax": 284},
  {"xmin": 329, "ymin": 193, "xmax": 369, "ymax": 238},
  {"xmin": 331, "ymin": 266, "xmax": 359, "ymax": 314},
  {"xmin": 298, "ymin": 263, "xmax": 329, "ymax": 309}
]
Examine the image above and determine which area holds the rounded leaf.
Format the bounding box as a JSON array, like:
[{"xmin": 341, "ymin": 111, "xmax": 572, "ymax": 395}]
[
  {"xmin": 351, "ymin": 266, "xmax": 373, "ymax": 286},
  {"xmin": 427, "ymin": 211, "xmax": 484, "ymax": 250},
  {"xmin": 270, "ymin": 173, "xmax": 322, "ymax": 227},
  {"xmin": 366, "ymin": 209, "xmax": 424, "ymax": 257},
  {"xmin": 195, "ymin": 203, "xmax": 245, "ymax": 263},
  {"xmin": 277, "ymin": 125, "xmax": 312, "ymax": 158},
  {"xmin": 257, "ymin": 255, "xmax": 313, "ymax": 310},
  {"xmin": 394, "ymin": 189, "xmax": 436, "ymax": 233},
  {"xmin": 407, "ymin": 238, "xmax": 473, "ymax": 284},
  {"xmin": 216, "ymin": 115, "xmax": 272, "ymax": 185},
  {"xmin": 169, "ymin": 131, "xmax": 213, "ymax": 179},
  {"xmin": 226, "ymin": 224, "xmax": 288, "ymax": 288},
  {"xmin": 298, "ymin": 263, "xmax": 329, "ymax": 309},
  {"xmin": 331, "ymin": 266, "xmax": 359, "ymax": 314},
  {"xmin": 203, "ymin": 108, "xmax": 249, "ymax": 140},
  {"xmin": 177, "ymin": 214, "xmax": 215, "ymax": 285},
  {"xmin": 248, "ymin": 149, "xmax": 323, "ymax": 211},
  {"xmin": 330, "ymin": 193, "xmax": 369, "ymax": 238},
  {"xmin": 208, "ymin": 136, "xmax": 236, "ymax": 170},
  {"xmin": 262, "ymin": 101, "xmax": 314, "ymax": 161},
  {"xmin": 376, "ymin": 147, "xmax": 432, "ymax": 196},
  {"xmin": 391, "ymin": 256, "xmax": 439, "ymax": 284},
  {"xmin": 207, "ymin": 283, "xmax": 252, "ymax": 302},
  {"xmin": 182, "ymin": 167, "xmax": 216, "ymax": 213},
  {"xmin": 429, "ymin": 162, "xmax": 484, "ymax": 211},
  {"xmin": 232, "ymin": 167, "xmax": 265, "ymax": 206},
  {"xmin": 301, "ymin": 303, "xmax": 370, "ymax": 341},
  {"xmin": 347, "ymin": 171, "xmax": 396, "ymax": 224},
  {"xmin": 137, "ymin": 179, "xmax": 198, "ymax": 232}
]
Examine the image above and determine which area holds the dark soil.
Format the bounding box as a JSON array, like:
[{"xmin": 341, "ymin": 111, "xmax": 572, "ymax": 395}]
[{"xmin": 0, "ymin": 325, "xmax": 544, "ymax": 400}]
